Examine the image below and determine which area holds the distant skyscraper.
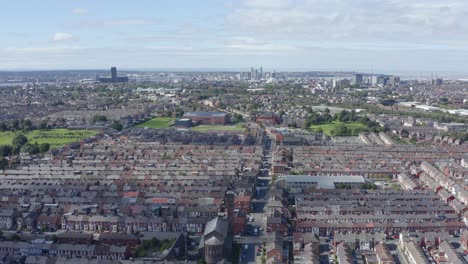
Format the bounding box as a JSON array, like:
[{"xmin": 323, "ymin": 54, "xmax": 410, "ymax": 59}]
[
  {"xmin": 272, "ymin": 71, "xmax": 276, "ymax": 78},
  {"xmin": 352, "ymin": 74, "xmax": 363, "ymax": 86},
  {"xmin": 432, "ymin": 78, "xmax": 443, "ymax": 86},
  {"xmin": 389, "ymin": 76, "xmax": 400, "ymax": 87},
  {"xmin": 98, "ymin": 67, "xmax": 128, "ymax": 83},
  {"xmin": 111, "ymin": 67, "xmax": 117, "ymax": 81},
  {"xmin": 259, "ymin": 67, "xmax": 263, "ymax": 79}
]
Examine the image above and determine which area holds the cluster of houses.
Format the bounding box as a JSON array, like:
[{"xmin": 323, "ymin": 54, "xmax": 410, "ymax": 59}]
[
  {"xmin": 419, "ymin": 161, "xmax": 468, "ymax": 219},
  {"xmin": 272, "ymin": 144, "xmax": 467, "ymax": 177},
  {"xmin": 294, "ymin": 189, "xmax": 464, "ymax": 237},
  {"xmin": 399, "ymin": 231, "xmax": 466, "ymax": 264},
  {"xmin": 0, "ymin": 131, "xmax": 262, "ymax": 262}
]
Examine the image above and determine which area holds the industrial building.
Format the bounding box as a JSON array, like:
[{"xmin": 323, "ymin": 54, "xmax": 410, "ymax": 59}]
[
  {"xmin": 182, "ymin": 112, "xmax": 229, "ymax": 125},
  {"xmin": 282, "ymin": 175, "xmax": 366, "ymax": 193}
]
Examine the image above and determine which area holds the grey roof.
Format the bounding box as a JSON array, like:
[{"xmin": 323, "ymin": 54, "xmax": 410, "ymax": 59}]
[
  {"xmin": 284, "ymin": 175, "xmax": 365, "ymax": 189},
  {"xmin": 258, "ymin": 112, "xmax": 275, "ymax": 117},
  {"xmin": 205, "ymin": 236, "xmax": 224, "ymax": 246},
  {"xmin": 57, "ymin": 232, "xmax": 93, "ymax": 239},
  {"xmin": 183, "ymin": 111, "xmax": 227, "ymax": 117},
  {"xmin": 204, "ymin": 216, "xmax": 228, "ymax": 237}
]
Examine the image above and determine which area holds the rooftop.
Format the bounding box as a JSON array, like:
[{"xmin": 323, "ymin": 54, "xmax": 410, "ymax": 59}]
[
  {"xmin": 284, "ymin": 175, "xmax": 366, "ymax": 189},
  {"xmin": 183, "ymin": 112, "xmax": 227, "ymax": 117}
]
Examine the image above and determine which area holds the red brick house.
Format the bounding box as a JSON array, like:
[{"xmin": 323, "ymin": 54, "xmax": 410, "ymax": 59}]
[
  {"xmin": 234, "ymin": 195, "xmax": 251, "ymax": 214},
  {"xmin": 233, "ymin": 211, "xmax": 246, "ymax": 236},
  {"xmin": 267, "ymin": 216, "xmax": 288, "ymax": 236},
  {"xmin": 56, "ymin": 232, "xmax": 93, "ymax": 245},
  {"xmin": 36, "ymin": 214, "xmax": 61, "ymax": 231},
  {"xmin": 99, "ymin": 233, "xmax": 140, "ymax": 248},
  {"xmin": 256, "ymin": 113, "xmax": 281, "ymax": 126},
  {"xmin": 462, "ymin": 229, "xmax": 468, "ymax": 249}
]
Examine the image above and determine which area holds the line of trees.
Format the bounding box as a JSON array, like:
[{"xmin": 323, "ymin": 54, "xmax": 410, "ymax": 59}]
[
  {"xmin": 0, "ymin": 134, "xmax": 51, "ymax": 170},
  {"xmin": 0, "ymin": 119, "xmax": 51, "ymax": 132},
  {"xmin": 304, "ymin": 110, "xmax": 384, "ymax": 135}
]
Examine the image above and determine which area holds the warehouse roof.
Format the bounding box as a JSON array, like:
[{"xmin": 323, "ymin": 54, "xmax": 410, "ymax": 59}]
[
  {"xmin": 284, "ymin": 175, "xmax": 365, "ymax": 189},
  {"xmin": 183, "ymin": 111, "xmax": 227, "ymax": 117}
]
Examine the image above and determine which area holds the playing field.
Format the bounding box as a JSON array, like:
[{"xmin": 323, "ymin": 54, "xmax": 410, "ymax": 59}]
[
  {"xmin": 0, "ymin": 129, "xmax": 99, "ymax": 149},
  {"xmin": 191, "ymin": 124, "xmax": 246, "ymax": 132},
  {"xmin": 135, "ymin": 117, "xmax": 175, "ymax": 128},
  {"xmin": 310, "ymin": 121, "xmax": 368, "ymax": 136}
]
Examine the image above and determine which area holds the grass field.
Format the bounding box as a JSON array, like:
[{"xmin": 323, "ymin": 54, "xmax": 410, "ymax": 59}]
[
  {"xmin": 191, "ymin": 124, "xmax": 246, "ymax": 132},
  {"xmin": 310, "ymin": 121, "xmax": 368, "ymax": 136},
  {"xmin": 0, "ymin": 129, "xmax": 99, "ymax": 149},
  {"xmin": 135, "ymin": 117, "xmax": 175, "ymax": 128}
]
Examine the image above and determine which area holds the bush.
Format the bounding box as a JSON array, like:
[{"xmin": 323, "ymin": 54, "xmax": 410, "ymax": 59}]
[
  {"xmin": 0, "ymin": 157, "xmax": 7, "ymax": 170},
  {"xmin": 12, "ymin": 134, "xmax": 28, "ymax": 147},
  {"xmin": 111, "ymin": 121, "xmax": 123, "ymax": 131},
  {"xmin": 21, "ymin": 143, "xmax": 40, "ymax": 155},
  {"xmin": 39, "ymin": 143, "xmax": 50, "ymax": 153},
  {"xmin": 0, "ymin": 145, "xmax": 12, "ymax": 157},
  {"xmin": 91, "ymin": 115, "xmax": 108, "ymax": 124}
]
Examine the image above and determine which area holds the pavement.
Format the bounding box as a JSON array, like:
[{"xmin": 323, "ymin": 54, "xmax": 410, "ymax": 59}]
[
  {"xmin": 387, "ymin": 242, "xmax": 408, "ymax": 264},
  {"xmin": 239, "ymin": 243, "xmax": 257, "ymax": 264},
  {"xmin": 237, "ymin": 135, "xmax": 273, "ymax": 264},
  {"xmin": 319, "ymin": 237, "xmax": 331, "ymax": 264}
]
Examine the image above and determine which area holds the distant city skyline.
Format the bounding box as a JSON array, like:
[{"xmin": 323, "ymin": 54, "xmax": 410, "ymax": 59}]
[{"xmin": 2, "ymin": 0, "xmax": 468, "ymax": 72}]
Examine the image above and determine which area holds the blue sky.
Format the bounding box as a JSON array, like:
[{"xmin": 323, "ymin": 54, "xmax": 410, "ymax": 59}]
[{"xmin": 2, "ymin": 0, "xmax": 468, "ymax": 72}]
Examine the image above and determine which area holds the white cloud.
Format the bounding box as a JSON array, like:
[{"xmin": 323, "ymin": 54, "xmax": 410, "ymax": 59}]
[
  {"xmin": 77, "ymin": 19, "xmax": 156, "ymax": 28},
  {"xmin": 242, "ymin": 0, "xmax": 291, "ymax": 8},
  {"xmin": 225, "ymin": 37, "xmax": 296, "ymax": 52},
  {"xmin": 107, "ymin": 19, "xmax": 154, "ymax": 26},
  {"xmin": 52, "ymin": 33, "xmax": 76, "ymax": 42},
  {"xmin": 226, "ymin": 0, "xmax": 468, "ymax": 42},
  {"xmin": 72, "ymin": 8, "xmax": 88, "ymax": 15},
  {"xmin": 2, "ymin": 45, "xmax": 468, "ymax": 73}
]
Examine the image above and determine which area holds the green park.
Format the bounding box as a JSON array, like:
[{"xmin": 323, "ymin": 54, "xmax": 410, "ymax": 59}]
[
  {"xmin": 0, "ymin": 129, "xmax": 99, "ymax": 149},
  {"xmin": 135, "ymin": 117, "xmax": 175, "ymax": 128},
  {"xmin": 310, "ymin": 121, "xmax": 369, "ymax": 136}
]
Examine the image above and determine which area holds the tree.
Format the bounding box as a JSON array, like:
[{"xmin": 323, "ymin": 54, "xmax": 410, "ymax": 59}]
[
  {"xmin": 0, "ymin": 122, "xmax": 7, "ymax": 131},
  {"xmin": 10, "ymin": 234, "xmax": 20, "ymax": 241},
  {"xmin": 0, "ymin": 157, "xmax": 7, "ymax": 170},
  {"xmin": 39, "ymin": 143, "xmax": 50, "ymax": 153},
  {"xmin": 0, "ymin": 145, "xmax": 12, "ymax": 157},
  {"xmin": 11, "ymin": 144, "xmax": 21, "ymax": 155},
  {"xmin": 11, "ymin": 120, "xmax": 19, "ymax": 130},
  {"xmin": 335, "ymin": 123, "xmax": 350, "ymax": 136},
  {"xmin": 400, "ymin": 129, "xmax": 410, "ymax": 138},
  {"xmin": 39, "ymin": 121, "xmax": 48, "ymax": 130},
  {"xmin": 91, "ymin": 115, "xmax": 108, "ymax": 124},
  {"xmin": 111, "ymin": 121, "xmax": 123, "ymax": 131},
  {"xmin": 232, "ymin": 114, "xmax": 244, "ymax": 124},
  {"xmin": 324, "ymin": 108, "xmax": 330, "ymax": 113},
  {"xmin": 21, "ymin": 119, "xmax": 33, "ymax": 131},
  {"xmin": 22, "ymin": 143, "xmax": 40, "ymax": 155},
  {"xmin": 315, "ymin": 127, "xmax": 323, "ymax": 134},
  {"xmin": 12, "ymin": 134, "xmax": 28, "ymax": 147}
]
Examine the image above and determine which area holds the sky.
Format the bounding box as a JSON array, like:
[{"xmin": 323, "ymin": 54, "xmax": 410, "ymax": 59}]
[{"xmin": 2, "ymin": 0, "xmax": 468, "ymax": 73}]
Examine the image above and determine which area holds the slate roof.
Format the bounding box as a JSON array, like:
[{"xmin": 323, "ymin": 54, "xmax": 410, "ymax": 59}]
[
  {"xmin": 204, "ymin": 216, "xmax": 227, "ymax": 237},
  {"xmin": 184, "ymin": 112, "xmax": 227, "ymax": 117}
]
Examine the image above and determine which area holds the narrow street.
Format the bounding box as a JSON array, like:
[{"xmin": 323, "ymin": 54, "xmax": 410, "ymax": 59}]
[{"xmin": 238, "ymin": 126, "xmax": 274, "ymax": 264}]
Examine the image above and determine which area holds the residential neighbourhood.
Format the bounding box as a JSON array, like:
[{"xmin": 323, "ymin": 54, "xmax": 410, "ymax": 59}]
[{"xmin": 0, "ymin": 69, "xmax": 466, "ymax": 264}]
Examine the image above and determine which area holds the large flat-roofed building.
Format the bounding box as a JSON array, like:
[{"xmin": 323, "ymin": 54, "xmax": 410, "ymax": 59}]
[
  {"xmin": 174, "ymin": 118, "xmax": 193, "ymax": 128},
  {"xmin": 284, "ymin": 175, "xmax": 365, "ymax": 193},
  {"xmin": 256, "ymin": 112, "xmax": 281, "ymax": 126},
  {"xmin": 182, "ymin": 111, "xmax": 229, "ymax": 125}
]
